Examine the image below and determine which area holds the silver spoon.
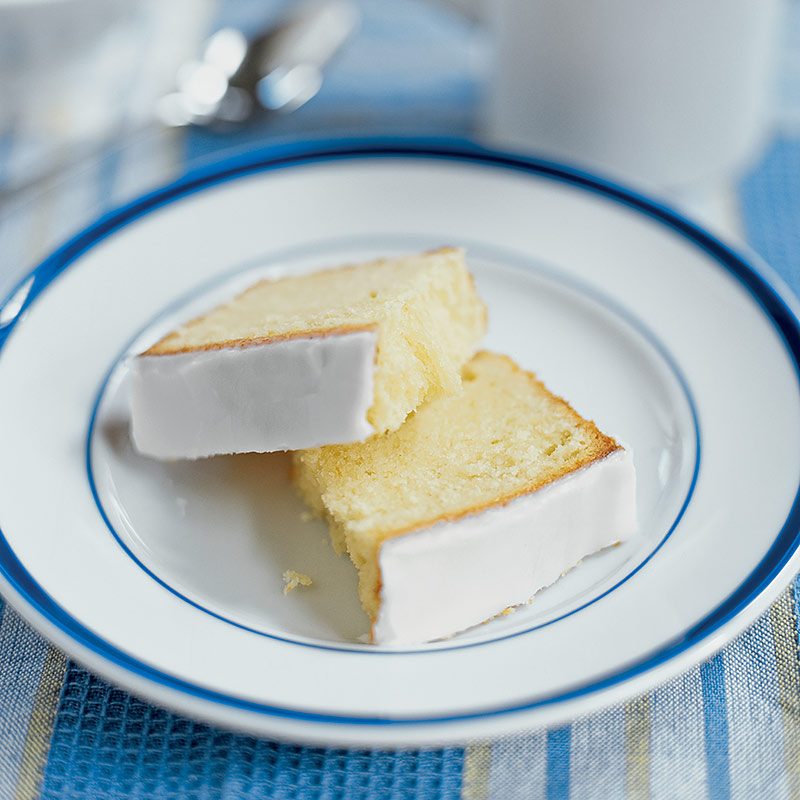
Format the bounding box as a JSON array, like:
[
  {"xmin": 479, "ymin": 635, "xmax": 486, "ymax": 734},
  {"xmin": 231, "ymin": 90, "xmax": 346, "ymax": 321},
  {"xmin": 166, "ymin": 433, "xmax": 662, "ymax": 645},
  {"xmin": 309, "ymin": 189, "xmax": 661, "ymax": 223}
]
[{"xmin": 157, "ymin": 0, "xmax": 360, "ymax": 128}]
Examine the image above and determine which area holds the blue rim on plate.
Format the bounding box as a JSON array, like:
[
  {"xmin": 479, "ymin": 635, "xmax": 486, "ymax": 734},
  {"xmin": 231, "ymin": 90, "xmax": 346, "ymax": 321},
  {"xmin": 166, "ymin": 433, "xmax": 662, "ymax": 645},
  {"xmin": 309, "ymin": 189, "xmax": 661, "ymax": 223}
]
[{"xmin": 1, "ymin": 138, "xmax": 800, "ymax": 727}]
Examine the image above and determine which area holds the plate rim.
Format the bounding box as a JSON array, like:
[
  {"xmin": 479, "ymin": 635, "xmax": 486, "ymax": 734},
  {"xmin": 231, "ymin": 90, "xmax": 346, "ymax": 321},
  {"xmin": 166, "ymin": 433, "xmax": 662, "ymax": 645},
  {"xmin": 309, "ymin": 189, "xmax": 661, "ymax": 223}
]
[{"xmin": 2, "ymin": 136, "xmax": 800, "ymax": 741}]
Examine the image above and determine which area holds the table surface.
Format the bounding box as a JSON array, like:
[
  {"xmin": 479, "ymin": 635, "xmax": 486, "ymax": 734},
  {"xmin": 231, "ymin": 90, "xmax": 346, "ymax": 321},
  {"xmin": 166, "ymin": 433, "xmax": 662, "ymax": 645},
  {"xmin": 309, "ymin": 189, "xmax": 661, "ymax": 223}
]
[{"xmin": 2, "ymin": 1, "xmax": 800, "ymax": 798}]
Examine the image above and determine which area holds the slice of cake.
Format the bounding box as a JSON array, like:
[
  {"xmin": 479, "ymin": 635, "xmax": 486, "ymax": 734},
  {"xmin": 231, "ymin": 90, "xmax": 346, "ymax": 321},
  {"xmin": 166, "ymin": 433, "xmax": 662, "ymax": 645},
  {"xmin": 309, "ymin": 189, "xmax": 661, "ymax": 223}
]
[
  {"xmin": 292, "ymin": 351, "xmax": 637, "ymax": 645},
  {"xmin": 130, "ymin": 248, "xmax": 486, "ymax": 458}
]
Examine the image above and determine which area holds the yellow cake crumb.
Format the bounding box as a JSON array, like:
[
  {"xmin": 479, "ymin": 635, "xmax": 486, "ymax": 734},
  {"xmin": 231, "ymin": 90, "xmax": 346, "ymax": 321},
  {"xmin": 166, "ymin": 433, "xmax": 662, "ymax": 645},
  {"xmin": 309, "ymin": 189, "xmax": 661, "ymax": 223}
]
[{"xmin": 282, "ymin": 570, "xmax": 313, "ymax": 594}]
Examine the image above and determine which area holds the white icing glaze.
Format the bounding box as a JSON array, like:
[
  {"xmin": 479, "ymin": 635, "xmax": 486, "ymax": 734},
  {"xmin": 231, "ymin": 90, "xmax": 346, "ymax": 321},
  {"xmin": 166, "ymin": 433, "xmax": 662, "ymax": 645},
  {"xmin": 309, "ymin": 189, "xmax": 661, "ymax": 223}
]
[
  {"xmin": 130, "ymin": 330, "xmax": 377, "ymax": 458},
  {"xmin": 373, "ymin": 448, "xmax": 637, "ymax": 645}
]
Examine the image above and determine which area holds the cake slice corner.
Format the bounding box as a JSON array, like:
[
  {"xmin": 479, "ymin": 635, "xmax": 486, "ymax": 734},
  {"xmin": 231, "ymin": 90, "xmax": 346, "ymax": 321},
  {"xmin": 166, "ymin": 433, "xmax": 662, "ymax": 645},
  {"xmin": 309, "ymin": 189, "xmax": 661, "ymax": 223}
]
[
  {"xmin": 292, "ymin": 350, "xmax": 637, "ymax": 645},
  {"xmin": 130, "ymin": 248, "xmax": 487, "ymax": 458}
]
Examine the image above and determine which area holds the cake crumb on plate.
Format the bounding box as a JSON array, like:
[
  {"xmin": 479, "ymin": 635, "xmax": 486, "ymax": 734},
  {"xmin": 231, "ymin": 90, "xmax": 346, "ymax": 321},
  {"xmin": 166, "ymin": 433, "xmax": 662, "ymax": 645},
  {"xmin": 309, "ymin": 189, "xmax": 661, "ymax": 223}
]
[{"xmin": 282, "ymin": 569, "xmax": 313, "ymax": 594}]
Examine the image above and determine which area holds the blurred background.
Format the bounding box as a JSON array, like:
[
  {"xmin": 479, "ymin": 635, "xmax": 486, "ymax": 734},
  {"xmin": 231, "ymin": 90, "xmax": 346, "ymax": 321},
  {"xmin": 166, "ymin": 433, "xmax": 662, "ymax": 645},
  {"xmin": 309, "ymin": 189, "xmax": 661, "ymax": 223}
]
[{"xmin": 1, "ymin": 0, "xmax": 797, "ymax": 216}]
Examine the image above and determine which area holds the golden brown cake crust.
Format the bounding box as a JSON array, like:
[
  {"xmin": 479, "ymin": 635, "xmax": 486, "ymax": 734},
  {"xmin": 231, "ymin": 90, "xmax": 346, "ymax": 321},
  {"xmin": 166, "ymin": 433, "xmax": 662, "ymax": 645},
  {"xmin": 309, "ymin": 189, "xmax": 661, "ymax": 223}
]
[
  {"xmin": 366, "ymin": 351, "xmax": 620, "ymax": 541},
  {"xmin": 141, "ymin": 246, "xmax": 481, "ymax": 358},
  {"xmin": 376, "ymin": 442, "xmax": 620, "ymax": 541},
  {"xmin": 142, "ymin": 323, "xmax": 380, "ymax": 356}
]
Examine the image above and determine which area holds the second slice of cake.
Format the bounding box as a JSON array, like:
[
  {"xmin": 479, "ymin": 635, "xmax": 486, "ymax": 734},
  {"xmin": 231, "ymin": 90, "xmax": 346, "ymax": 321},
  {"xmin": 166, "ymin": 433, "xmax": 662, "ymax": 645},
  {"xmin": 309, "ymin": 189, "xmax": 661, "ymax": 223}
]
[
  {"xmin": 130, "ymin": 248, "xmax": 486, "ymax": 458},
  {"xmin": 292, "ymin": 351, "xmax": 637, "ymax": 645}
]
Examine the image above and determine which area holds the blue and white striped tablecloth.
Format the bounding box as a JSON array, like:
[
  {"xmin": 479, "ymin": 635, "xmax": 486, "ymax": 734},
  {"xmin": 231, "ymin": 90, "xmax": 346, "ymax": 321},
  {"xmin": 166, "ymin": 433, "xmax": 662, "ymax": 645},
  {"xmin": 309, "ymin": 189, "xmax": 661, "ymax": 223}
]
[{"xmin": 2, "ymin": 1, "xmax": 800, "ymax": 797}]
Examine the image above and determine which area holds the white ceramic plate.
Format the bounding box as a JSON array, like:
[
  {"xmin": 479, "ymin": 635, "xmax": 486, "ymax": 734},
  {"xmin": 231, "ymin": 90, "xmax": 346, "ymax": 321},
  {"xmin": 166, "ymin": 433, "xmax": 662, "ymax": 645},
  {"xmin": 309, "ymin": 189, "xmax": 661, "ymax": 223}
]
[{"xmin": 1, "ymin": 141, "xmax": 799, "ymax": 746}]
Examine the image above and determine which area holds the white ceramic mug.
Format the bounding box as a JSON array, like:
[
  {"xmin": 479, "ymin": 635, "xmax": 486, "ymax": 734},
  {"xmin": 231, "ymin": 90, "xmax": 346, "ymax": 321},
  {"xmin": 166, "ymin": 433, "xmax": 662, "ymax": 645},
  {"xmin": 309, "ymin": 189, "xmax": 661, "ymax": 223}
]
[{"xmin": 475, "ymin": 0, "xmax": 784, "ymax": 191}]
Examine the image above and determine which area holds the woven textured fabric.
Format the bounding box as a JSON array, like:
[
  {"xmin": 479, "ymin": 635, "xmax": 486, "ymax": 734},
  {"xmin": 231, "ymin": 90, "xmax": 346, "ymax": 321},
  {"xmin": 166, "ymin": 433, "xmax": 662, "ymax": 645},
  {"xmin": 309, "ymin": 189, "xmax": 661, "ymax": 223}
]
[
  {"xmin": 460, "ymin": 583, "xmax": 800, "ymax": 800},
  {"xmin": 739, "ymin": 137, "xmax": 800, "ymax": 289},
  {"xmin": 0, "ymin": 598, "xmax": 67, "ymax": 800},
  {"xmin": 2, "ymin": 578, "xmax": 797, "ymax": 798},
  {"xmin": 40, "ymin": 663, "xmax": 463, "ymax": 800},
  {"xmin": 6, "ymin": 581, "xmax": 799, "ymax": 799}
]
